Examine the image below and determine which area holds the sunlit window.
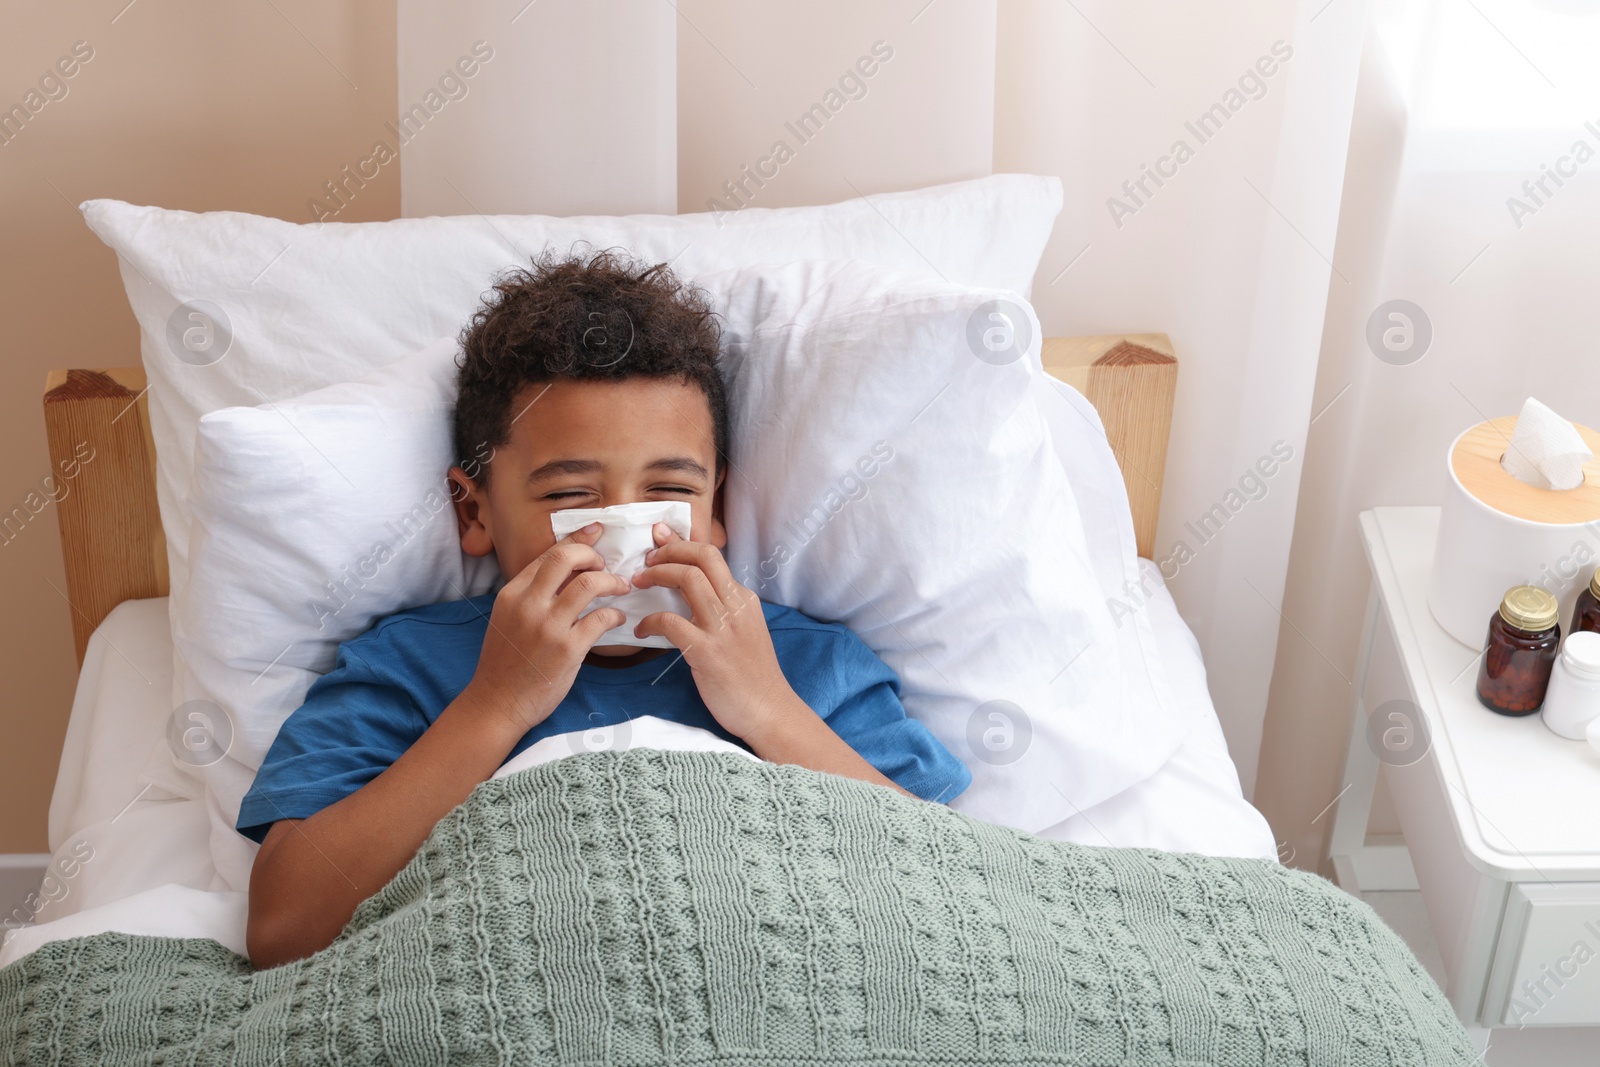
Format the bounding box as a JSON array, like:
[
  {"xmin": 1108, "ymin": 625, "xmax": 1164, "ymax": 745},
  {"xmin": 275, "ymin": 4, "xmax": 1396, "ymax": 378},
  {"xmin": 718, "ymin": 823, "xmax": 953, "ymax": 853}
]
[{"xmin": 1375, "ymin": 0, "xmax": 1600, "ymax": 170}]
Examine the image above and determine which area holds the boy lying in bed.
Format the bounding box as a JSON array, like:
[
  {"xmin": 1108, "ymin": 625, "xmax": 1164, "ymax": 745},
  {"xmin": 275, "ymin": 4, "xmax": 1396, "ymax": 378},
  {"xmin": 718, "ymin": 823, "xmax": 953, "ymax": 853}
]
[{"xmin": 239, "ymin": 249, "xmax": 971, "ymax": 969}]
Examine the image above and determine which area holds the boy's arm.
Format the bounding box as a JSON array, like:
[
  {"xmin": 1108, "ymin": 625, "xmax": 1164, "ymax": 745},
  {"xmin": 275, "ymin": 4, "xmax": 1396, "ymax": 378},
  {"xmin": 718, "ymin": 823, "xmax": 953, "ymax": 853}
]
[
  {"xmin": 632, "ymin": 525, "xmax": 915, "ymax": 799},
  {"xmin": 738, "ymin": 688, "xmax": 915, "ymax": 798},
  {"xmin": 246, "ymin": 525, "xmax": 627, "ymax": 969},
  {"xmin": 246, "ymin": 686, "xmax": 526, "ymax": 969}
]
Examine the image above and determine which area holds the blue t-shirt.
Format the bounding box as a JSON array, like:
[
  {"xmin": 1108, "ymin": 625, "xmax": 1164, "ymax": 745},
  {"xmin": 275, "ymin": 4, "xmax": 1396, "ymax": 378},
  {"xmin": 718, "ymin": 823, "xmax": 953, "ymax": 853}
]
[{"xmin": 236, "ymin": 594, "xmax": 971, "ymax": 843}]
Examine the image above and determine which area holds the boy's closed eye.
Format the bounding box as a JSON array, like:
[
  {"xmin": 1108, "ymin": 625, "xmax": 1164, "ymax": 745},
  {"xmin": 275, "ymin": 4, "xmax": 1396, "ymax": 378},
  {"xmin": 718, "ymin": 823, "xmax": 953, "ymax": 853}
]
[
  {"xmin": 542, "ymin": 483, "xmax": 700, "ymax": 503},
  {"xmin": 536, "ymin": 460, "xmax": 710, "ymax": 508}
]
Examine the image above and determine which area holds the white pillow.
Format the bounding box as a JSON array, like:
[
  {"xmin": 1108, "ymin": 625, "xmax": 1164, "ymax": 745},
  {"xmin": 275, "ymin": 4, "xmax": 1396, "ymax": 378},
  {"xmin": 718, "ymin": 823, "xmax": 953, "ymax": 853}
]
[
  {"xmin": 176, "ymin": 338, "xmax": 500, "ymax": 888},
  {"xmin": 697, "ymin": 261, "xmax": 1188, "ymax": 832},
  {"xmin": 175, "ymin": 258, "xmax": 1186, "ymax": 890},
  {"xmin": 79, "ymin": 173, "xmax": 1062, "ymax": 664}
]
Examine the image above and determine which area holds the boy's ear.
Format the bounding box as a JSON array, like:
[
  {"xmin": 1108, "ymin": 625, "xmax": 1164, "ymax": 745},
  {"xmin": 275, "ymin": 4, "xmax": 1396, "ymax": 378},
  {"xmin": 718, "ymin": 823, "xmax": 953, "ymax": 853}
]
[
  {"xmin": 710, "ymin": 465, "xmax": 727, "ymax": 550},
  {"xmin": 448, "ymin": 466, "xmax": 496, "ymax": 557}
]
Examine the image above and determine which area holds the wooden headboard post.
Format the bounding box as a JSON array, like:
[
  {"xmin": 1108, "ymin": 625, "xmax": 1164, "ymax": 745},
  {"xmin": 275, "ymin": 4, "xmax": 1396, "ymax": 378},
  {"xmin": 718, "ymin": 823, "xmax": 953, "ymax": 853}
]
[
  {"xmin": 41, "ymin": 368, "xmax": 167, "ymax": 666},
  {"xmin": 41, "ymin": 336, "xmax": 1177, "ymax": 666},
  {"xmin": 1042, "ymin": 333, "xmax": 1177, "ymax": 559}
]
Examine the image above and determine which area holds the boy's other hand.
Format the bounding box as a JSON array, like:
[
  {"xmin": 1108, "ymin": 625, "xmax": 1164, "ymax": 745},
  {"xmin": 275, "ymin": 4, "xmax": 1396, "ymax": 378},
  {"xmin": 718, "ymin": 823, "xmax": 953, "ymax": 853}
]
[
  {"xmin": 632, "ymin": 523, "xmax": 795, "ymax": 744},
  {"xmin": 462, "ymin": 522, "xmax": 629, "ymax": 738}
]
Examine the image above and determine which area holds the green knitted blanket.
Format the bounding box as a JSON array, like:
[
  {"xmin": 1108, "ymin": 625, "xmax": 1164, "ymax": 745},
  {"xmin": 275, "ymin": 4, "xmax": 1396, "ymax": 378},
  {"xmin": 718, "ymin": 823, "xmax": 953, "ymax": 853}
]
[{"xmin": 2, "ymin": 750, "xmax": 1473, "ymax": 1066}]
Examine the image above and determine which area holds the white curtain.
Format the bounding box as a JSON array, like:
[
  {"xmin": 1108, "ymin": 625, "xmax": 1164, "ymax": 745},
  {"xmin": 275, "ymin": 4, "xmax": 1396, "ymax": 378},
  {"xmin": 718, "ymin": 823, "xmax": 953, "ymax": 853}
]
[
  {"xmin": 995, "ymin": 0, "xmax": 1369, "ymax": 798},
  {"xmin": 1259, "ymin": 0, "xmax": 1600, "ymax": 865}
]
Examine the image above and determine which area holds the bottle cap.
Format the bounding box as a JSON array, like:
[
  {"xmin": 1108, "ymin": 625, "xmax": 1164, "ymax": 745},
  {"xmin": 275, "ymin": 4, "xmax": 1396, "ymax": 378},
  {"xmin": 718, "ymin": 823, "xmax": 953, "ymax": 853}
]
[
  {"xmin": 1590, "ymin": 565, "xmax": 1600, "ymax": 599},
  {"xmin": 1499, "ymin": 585, "xmax": 1559, "ymax": 633},
  {"xmin": 1562, "ymin": 631, "xmax": 1600, "ymax": 680}
]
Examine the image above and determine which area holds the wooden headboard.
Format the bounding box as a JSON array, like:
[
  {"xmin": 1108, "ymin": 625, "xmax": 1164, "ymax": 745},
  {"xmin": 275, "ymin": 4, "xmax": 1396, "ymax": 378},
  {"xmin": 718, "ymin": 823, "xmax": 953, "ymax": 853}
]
[{"xmin": 41, "ymin": 334, "xmax": 1176, "ymax": 666}]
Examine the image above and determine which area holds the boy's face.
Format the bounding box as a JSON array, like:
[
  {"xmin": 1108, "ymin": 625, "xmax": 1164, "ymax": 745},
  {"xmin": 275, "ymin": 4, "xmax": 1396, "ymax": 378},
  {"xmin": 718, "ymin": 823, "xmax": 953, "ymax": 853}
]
[{"xmin": 448, "ymin": 377, "xmax": 727, "ymax": 653}]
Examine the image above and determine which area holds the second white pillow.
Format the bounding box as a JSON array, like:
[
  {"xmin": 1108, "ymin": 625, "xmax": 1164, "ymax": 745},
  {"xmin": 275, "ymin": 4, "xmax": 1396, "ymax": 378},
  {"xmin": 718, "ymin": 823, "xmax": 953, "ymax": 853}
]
[{"xmin": 696, "ymin": 260, "xmax": 1190, "ymax": 831}]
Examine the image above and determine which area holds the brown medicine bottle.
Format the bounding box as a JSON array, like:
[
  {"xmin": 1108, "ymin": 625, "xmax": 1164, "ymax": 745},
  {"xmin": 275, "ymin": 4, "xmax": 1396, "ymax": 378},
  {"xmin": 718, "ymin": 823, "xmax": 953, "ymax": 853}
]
[
  {"xmin": 1476, "ymin": 585, "xmax": 1561, "ymax": 716},
  {"xmin": 1573, "ymin": 566, "xmax": 1600, "ymax": 637}
]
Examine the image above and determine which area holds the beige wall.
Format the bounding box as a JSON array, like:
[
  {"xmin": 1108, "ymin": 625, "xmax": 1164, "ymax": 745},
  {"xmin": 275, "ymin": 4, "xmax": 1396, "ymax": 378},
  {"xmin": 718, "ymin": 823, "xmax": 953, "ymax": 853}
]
[
  {"xmin": 0, "ymin": 1, "xmax": 397, "ymax": 853},
  {"xmin": 676, "ymin": 0, "xmax": 995, "ymax": 212},
  {"xmin": 398, "ymin": 0, "xmax": 677, "ymax": 218}
]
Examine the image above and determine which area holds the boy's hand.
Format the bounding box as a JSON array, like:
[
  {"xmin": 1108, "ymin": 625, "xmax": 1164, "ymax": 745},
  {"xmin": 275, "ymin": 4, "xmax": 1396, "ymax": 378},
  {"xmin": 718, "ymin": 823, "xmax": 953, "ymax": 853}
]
[
  {"xmin": 632, "ymin": 523, "xmax": 796, "ymax": 744},
  {"xmin": 463, "ymin": 523, "xmax": 629, "ymax": 738}
]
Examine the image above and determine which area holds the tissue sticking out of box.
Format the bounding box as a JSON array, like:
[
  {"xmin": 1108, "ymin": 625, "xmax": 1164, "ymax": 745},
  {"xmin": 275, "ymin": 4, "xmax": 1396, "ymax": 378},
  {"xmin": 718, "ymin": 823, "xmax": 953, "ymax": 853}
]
[{"xmin": 1500, "ymin": 397, "xmax": 1593, "ymax": 491}]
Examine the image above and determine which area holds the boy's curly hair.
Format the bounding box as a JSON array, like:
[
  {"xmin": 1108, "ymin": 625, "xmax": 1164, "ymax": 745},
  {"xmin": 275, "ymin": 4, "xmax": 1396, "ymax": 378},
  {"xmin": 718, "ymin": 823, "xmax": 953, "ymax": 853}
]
[{"xmin": 452, "ymin": 246, "xmax": 726, "ymax": 487}]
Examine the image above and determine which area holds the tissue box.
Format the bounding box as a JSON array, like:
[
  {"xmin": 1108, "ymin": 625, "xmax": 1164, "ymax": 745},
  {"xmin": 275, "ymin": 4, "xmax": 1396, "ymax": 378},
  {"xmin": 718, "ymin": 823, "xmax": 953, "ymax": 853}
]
[{"xmin": 1428, "ymin": 415, "xmax": 1600, "ymax": 648}]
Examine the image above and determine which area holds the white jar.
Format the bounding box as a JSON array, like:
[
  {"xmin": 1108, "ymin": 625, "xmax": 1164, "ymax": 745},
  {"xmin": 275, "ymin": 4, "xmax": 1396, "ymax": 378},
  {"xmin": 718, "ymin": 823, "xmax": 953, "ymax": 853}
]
[{"xmin": 1541, "ymin": 630, "xmax": 1600, "ymax": 740}]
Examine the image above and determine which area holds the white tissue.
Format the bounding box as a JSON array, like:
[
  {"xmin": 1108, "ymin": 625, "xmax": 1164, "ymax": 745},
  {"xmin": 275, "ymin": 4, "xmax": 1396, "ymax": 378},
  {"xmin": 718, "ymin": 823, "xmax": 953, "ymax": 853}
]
[
  {"xmin": 549, "ymin": 501, "xmax": 694, "ymax": 648},
  {"xmin": 1501, "ymin": 397, "xmax": 1593, "ymax": 491}
]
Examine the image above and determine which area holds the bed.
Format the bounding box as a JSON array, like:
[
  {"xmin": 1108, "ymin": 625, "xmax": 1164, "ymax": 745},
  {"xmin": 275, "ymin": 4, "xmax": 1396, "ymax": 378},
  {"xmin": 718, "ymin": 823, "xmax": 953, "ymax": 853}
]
[
  {"xmin": 0, "ymin": 181, "xmax": 1476, "ymax": 1064},
  {"xmin": 14, "ymin": 331, "xmax": 1274, "ymax": 954}
]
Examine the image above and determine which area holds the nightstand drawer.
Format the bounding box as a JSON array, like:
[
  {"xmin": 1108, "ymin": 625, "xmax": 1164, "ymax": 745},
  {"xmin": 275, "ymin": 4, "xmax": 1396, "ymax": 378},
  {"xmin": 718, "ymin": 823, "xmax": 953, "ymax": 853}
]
[{"xmin": 1484, "ymin": 882, "xmax": 1600, "ymax": 1027}]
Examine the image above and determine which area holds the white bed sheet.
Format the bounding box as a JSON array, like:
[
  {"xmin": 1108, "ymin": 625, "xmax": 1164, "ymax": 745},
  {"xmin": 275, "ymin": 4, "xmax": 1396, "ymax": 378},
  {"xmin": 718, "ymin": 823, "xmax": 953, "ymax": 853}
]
[
  {"xmin": 2, "ymin": 597, "xmax": 243, "ymax": 967},
  {"xmin": 0, "ymin": 572, "xmax": 1273, "ymax": 970}
]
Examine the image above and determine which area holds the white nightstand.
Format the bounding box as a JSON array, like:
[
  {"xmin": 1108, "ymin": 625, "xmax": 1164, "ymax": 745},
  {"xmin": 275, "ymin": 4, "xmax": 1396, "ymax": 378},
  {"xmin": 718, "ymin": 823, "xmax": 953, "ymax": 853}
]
[{"xmin": 1328, "ymin": 507, "xmax": 1600, "ymax": 1046}]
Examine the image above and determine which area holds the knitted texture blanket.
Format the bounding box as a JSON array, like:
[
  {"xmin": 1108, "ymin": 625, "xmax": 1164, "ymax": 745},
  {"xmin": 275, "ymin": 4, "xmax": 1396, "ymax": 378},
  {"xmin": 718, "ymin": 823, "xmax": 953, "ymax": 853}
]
[{"xmin": 1, "ymin": 750, "xmax": 1473, "ymax": 1066}]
